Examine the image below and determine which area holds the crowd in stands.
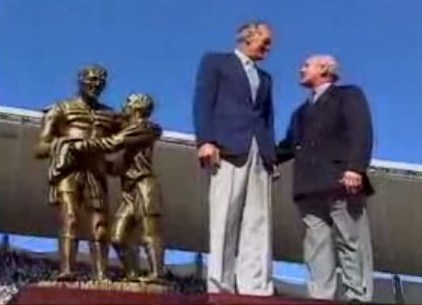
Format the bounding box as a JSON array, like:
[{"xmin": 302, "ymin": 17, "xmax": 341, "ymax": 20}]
[{"xmin": 0, "ymin": 249, "xmax": 205, "ymax": 304}]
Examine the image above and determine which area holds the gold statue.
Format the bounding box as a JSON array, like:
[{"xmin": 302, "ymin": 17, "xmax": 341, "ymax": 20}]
[
  {"xmin": 70, "ymin": 93, "xmax": 164, "ymax": 282},
  {"xmin": 34, "ymin": 65, "xmax": 120, "ymax": 281}
]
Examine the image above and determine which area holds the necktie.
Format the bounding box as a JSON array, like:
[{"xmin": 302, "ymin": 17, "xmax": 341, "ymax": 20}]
[
  {"xmin": 309, "ymin": 90, "xmax": 317, "ymax": 104},
  {"xmin": 245, "ymin": 60, "xmax": 260, "ymax": 102}
]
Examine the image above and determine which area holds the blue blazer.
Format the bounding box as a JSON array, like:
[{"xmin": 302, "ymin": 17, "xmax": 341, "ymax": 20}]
[{"xmin": 193, "ymin": 52, "xmax": 276, "ymax": 167}]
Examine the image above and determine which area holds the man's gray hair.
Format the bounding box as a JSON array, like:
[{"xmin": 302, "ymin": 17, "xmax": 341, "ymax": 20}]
[
  {"xmin": 236, "ymin": 21, "xmax": 271, "ymax": 43},
  {"xmin": 309, "ymin": 54, "xmax": 340, "ymax": 82}
]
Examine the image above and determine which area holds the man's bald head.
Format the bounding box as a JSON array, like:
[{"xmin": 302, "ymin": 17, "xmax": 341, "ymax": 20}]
[{"xmin": 299, "ymin": 54, "xmax": 340, "ymax": 88}]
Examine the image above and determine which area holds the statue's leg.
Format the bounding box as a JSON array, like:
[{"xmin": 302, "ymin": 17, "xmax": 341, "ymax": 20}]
[
  {"xmin": 57, "ymin": 191, "xmax": 80, "ymax": 281},
  {"xmin": 89, "ymin": 206, "xmax": 109, "ymax": 281},
  {"xmin": 142, "ymin": 215, "xmax": 164, "ymax": 281},
  {"xmin": 111, "ymin": 199, "xmax": 138, "ymax": 280},
  {"xmin": 139, "ymin": 179, "xmax": 164, "ymax": 281}
]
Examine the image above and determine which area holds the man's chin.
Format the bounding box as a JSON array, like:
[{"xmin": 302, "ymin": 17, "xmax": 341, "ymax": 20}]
[
  {"xmin": 255, "ymin": 52, "xmax": 268, "ymax": 61},
  {"xmin": 299, "ymin": 80, "xmax": 310, "ymax": 87}
]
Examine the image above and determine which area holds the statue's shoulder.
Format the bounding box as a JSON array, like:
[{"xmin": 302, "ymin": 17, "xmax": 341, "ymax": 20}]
[
  {"xmin": 41, "ymin": 99, "xmax": 89, "ymax": 123},
  {"xmin": 60, "ymin": 98, "xmax": 85, "ymax": 111},
  {"xmin": 43, "ymin": 98, "xmax": 80, "ymax": 113}
]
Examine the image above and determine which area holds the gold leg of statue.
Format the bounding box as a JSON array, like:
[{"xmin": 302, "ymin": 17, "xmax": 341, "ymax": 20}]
[{"xmin": 142, "ymin": 215, "xmax": 164, "ymax": 282}]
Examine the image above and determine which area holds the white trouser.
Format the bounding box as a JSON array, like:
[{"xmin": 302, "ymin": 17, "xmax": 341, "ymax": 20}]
[{"xmin": 207, "ymin": 139, "xmax": 274, "ymax": 296}]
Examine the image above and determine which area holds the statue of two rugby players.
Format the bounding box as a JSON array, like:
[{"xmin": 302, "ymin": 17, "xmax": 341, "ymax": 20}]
[{"xmin": 35, "ymin": 65, "xmax": 164, "ymax": 283}]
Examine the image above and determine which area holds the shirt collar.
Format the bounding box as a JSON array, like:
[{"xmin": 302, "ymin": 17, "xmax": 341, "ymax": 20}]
[
  {"xmin": 234, "ymin": 49, "xmax": 255, "ymax": 68},
  {"xmin": 313, "ymin": 82, "xmax": 332, "ymax": 97}
]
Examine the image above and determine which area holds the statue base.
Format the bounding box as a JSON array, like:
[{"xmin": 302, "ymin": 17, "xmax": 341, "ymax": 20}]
[
  {"xmin": 33, "ymin": 279, "xmax": 173, "ymax": 293},
  {"xmin": 13, "ymin": 282, "xmax": 206, "ymax": 304},
  {"xmin": 11, "ymin": 282, "xmax": 346, "ymax": 304}
]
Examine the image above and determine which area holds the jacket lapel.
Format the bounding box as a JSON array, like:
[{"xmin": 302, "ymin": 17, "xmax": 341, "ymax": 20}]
[
  {"xmin": 231, "ymin": 54, "xmax": 253, "ymax": 102},
  {"xmin": 313, "ymin": 84, "xmax": 336, "ymax": 105}
]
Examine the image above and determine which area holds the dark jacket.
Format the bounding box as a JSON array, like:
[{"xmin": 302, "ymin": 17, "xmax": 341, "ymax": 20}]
[
  {"xmin": 193, "ymin": 52, "xmax": 276, "ymax": 168},
  {"xmin": 277, "ymin": 85, "xmax": 374, "ymax": 199}
]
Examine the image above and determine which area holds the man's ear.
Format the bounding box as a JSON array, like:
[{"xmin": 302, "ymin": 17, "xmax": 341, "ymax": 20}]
[
  {"xmin": 244, "ymin": 31, "xmax": 256, "ymax": 45},
  {"xmin": 320, "ymin": 65, "xmax": 330, "ymax": 78}
]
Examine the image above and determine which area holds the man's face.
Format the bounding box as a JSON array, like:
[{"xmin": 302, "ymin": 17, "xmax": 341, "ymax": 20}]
[
  {"xmin": 79, "ymin": 69, "xmax": 106, "ymax": 98},
  {"xmin": 244, "ymin": 25, "xmax": 272, "ymax": 61},
  {"xmin": 299, "ymin": 57, "xmax": 325, "ymax": 87}
]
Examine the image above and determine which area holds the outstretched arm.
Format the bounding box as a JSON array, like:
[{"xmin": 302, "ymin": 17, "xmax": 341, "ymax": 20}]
[
  {"xmin": 72, "ymin": 121, "xmax": 162, "ymax": 154},
  {"xmin": 276, "ymin": 111, "xmax": 297, "ymax": 164}
]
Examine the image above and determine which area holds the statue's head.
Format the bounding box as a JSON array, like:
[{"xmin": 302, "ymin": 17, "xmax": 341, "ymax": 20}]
[
  {"xmin": 78, "ymin": 65, "xmax": 108, "ymax": 99},
  {"xmin": 123, "ymin": 93, "xmax": 155, "ymax": 119}
]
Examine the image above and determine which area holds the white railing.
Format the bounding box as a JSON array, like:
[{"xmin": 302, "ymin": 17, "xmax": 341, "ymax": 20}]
[{"xmin": 1, "ymin": 104, "xmax": 421, "ymax": 176}]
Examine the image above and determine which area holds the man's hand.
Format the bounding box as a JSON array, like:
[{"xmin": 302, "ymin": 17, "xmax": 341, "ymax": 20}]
[
  {"xmin": 340, "ymin": 170, "xmax": 363, "ymax": 194},
  {"xmin": 272, "ymin": 165, "xmax": 281, "ymax": 181},
  {"xmin": 198, "ymin": 143, "xmax": 220, "ymax": 167}
]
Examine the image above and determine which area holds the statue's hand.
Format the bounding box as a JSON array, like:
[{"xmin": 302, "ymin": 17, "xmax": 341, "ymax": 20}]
[
  {"xmin": 149, "ymin": 122, "xmax": 163, "ymax": 138},
  {"xmin": 72, "ymin": 141, "xmax": 83, "ymax": 151},
  {"xmin": 51, "ymin": 138, "xmax": 79, "ymax": 171},
  {"xmin": 117, "ymin": 122, "xmax": 160, "ymax": 146},
  {"xmin": 51, "ymin": 137, "xmax": 74, "ymax": 154}
]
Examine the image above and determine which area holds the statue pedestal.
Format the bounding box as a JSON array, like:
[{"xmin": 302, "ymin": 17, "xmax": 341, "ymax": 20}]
[
  {"xmin": 14, "ymin": 282, "xmax": 206, "ymax": 304},
  {"xmin": 13, "ymin": 282, "xmax": 345, "ymax": 304}
]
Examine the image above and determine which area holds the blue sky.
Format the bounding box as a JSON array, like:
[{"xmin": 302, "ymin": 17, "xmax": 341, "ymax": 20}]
[
  {"xmin": 1, "ymin": 0, "xmax": 422, "ymax": 282},
  {"xmin": 1, "ymin": 0, "xmax": 421, "ymax": 163}
]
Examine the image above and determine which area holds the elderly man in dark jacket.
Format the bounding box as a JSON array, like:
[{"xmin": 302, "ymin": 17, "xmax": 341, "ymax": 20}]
[{"xmin": 277, "ymin": 55, "xmax": 374, "ymax": 302}]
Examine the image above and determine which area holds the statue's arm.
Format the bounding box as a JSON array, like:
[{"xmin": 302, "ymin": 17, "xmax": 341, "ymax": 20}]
[
  {"xmin": 125, "ymin": 121, "xmax": 162, "ymax": 143},
  {"xmin": 73, "ymin": 135, "xmax": 126, "ymax": 154},
  {"xmin": 73, "ymin": 121, "xmax": 162, "ymax": 154},
  {"xmin": 34, "ymin": 106, "xmax": 61, "ymax": 159}
]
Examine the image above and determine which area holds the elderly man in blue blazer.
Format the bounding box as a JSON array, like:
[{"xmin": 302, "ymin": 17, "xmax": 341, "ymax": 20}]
[{"xmin": 193, "ymin": 21, "xmax": 276, "ymax": 296}]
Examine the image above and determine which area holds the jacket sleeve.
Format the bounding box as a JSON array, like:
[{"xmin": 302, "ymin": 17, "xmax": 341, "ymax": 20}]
[
  {"xmin": 266, "ymin": 75, "xmax": 276, "ymax": 147},
  {"xmin": 276, "ymin": 110, "xmax": 297, "ymax": 164},
  {"xmin": 341, "ymin": 86, "xmax": 373, "ymax": 173},
  {"xmin": 193, "ymin": 53, "xmax": 219, "ymax": 146}
]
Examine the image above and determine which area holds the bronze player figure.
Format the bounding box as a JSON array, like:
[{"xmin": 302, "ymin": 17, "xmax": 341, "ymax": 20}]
[
  {"xmin": 34, "ymin": 65, "xmax": 119, "ymax": 281},
  {"xmin": 71, "ymin": 93, "xmax": 164, "ymax": 282}
]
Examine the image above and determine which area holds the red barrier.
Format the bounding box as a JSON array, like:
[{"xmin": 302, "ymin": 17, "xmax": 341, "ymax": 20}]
[{"xmin": 13, "ymin": 285, "xmax": 353, "ymax": 305}]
